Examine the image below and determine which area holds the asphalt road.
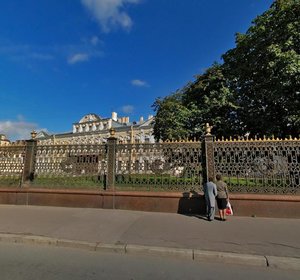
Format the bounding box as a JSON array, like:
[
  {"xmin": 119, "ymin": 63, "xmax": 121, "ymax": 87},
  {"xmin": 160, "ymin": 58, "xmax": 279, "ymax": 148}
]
[{"xmin": 0, "ymin": 242, "xmax": 299, "ymax": 280}]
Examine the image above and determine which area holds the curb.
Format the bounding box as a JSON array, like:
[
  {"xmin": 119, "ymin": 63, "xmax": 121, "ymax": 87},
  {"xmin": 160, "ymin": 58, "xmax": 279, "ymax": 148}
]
[{"xmin": 0, "ymin": 233, "xmax": 299, "ymax": 271}]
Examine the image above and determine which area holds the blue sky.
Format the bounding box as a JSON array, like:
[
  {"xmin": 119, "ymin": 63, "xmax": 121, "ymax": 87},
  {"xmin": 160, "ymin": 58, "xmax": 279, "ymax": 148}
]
[{"xmin": 0, "ymin": 0, "xmax": 274, "ymax": 140}]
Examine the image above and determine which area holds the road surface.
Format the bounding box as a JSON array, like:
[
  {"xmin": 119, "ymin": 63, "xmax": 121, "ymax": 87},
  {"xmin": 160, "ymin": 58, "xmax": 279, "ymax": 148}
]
[{"xmin": 0, "ymin": 242, "xmax": 299, "ymax": 280}]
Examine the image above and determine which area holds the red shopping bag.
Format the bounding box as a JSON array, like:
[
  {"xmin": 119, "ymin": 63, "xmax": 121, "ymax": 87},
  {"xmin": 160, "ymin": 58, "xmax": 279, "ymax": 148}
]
[{"xmin": 226, "ymin": 201, "xmax": 233, "ymax": 216}]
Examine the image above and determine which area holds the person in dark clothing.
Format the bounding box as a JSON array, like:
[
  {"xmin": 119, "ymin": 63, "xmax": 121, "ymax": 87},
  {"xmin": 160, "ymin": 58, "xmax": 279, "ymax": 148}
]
[
  {"xmin": 203, "ymin": 177, "xmax": 217, "ymax": 221},
  {"xmin": 216, "ymin": 174, "xmax": 229, "ymax": 221}
]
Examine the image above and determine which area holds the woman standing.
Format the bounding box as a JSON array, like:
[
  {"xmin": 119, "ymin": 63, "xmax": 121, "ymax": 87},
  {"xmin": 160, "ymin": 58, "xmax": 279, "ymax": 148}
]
[{"xmin": 216, "ymin": 174, "xmax": 229, "ymax": 221}]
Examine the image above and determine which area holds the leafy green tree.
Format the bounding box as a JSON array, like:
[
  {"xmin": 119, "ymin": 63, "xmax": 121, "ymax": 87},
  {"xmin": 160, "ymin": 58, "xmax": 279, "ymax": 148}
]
[
  {"xmin": 153, "ymin": 0, "xmax": 300, "ymax": 140},
  {"xmin": 182, "ymin": 64, "xmax": 238, "ymax": 137},
  {"xmin": 152, "ymin": 93, "xmax": 200, "ymax": 141},
  {"xmin": 222, "ymin": 0, "xmax": 300, "ymax": 137},
  {"xmin": 153, "ymin": 64, "xmax": 238, "ymax": 141}
]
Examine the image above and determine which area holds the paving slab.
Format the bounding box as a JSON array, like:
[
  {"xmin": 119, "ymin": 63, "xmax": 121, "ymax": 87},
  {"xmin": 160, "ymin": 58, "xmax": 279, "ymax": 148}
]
[
  {"xmin": 267, "ymin": 255, "xmax": 300, "ymax": 271},
  {"xmin": 0, "ymin": 205, "xmax": 300, "ymax": 260}
]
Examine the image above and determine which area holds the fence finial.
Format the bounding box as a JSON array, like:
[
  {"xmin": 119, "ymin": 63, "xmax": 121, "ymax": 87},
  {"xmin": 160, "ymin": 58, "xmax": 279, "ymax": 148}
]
[
  {"xmin": 109, "ymin": 127, "xmax": 116, "ymax": 137},
  {"xmin": 205, "ymin": 123, "xmax": 212, "ymax": 135},
  {"xmin": 31, "ymin": 130, "xmax": 37, "ymax": 139}
]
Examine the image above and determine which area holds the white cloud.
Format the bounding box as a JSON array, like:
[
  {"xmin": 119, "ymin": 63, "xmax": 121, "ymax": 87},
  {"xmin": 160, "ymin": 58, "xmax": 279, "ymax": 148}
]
[
  {"xmin": 0, "ymin": 43, "xmax": 54, "ymax": 62},
  {"xmin": 0, "ymin": 120, "xmax": 40, "ymax": 140},
  {"xmin": 0, "ymin": 39, "xmax": 103, "ymax": 66},
  {"xmin": 81, "ymin": 0, "xmax": 140, "ymax": 33},
  {"xmin": 90, "ymin": 36, "xmax": 100, "ymax": 46},
  {"xmin": 68, "ymin": 53, "xmax": 90, "ymax": 64},
  {"xmin": 16, "ymin": 114, "xmax": 25, "ymax": 122},
  {"xmin": 131, "ymin": 79, "xmax": 148, "ymax": 87},
  {"xmin": 29, "ymin": 52, "xmax": 54, "ymax": 60},
  {"xmin": 121, "ymin": 105, "xmax": 134, "ymax": 114}
]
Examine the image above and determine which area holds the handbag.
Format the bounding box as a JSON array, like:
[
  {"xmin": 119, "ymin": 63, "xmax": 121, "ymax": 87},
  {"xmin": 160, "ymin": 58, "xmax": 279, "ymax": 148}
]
[{"xmin": 226, "ymin": 201, "xmax": 233, "ymax": 216}]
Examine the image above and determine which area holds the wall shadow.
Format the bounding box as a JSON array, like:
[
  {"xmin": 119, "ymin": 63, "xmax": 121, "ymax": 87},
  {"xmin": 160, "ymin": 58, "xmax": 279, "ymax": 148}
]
[{"xmin": 177, "ymin": 191, "xmax": 206, "ymax": 216}]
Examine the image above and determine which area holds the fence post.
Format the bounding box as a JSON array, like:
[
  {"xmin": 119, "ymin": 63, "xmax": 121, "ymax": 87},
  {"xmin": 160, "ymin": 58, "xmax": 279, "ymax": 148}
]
[
  {"xmin": 106, "ymin": 128, "xmax": 117, "ymax": 190},
  {"xmin": 202, "ymin": 123, "xmax": 215, "ymax": 182},
  {"xmin": 21, "ymin": 139, "xmax": 37, "ymax": 186}
]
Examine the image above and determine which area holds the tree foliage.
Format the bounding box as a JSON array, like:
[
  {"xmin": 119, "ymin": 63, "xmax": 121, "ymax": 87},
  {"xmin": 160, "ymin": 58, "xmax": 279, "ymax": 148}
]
[
  {"xmin": 182, "ymin": 64, "xmax": 238, "ymax": 137},
  {"xmin": 153, "ymin": 0, "xmax": 300, "ymax": 141},
  {"xmin": 223, "ymin": 0, "xmax": 300, "ymax": 137},
  {"xmin": 152, "ymin": 93, "xmax": 200, "ymax": 141}
]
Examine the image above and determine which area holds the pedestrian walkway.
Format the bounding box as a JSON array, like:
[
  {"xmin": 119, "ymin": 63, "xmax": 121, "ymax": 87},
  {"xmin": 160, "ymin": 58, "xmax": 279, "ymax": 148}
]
[{"xmin": 0, "ymin": 205, "xmax": 299, "ymax": 269}]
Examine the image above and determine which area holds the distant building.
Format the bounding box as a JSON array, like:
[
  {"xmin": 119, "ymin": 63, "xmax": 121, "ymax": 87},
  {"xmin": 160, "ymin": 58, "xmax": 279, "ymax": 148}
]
[
  {"xmin": 37, "ymin": 112, "xmax": 155, "ymax": 145},
  {"xmin": 0, "ymin": 134, "xmax": 10, "ymax": 146}
]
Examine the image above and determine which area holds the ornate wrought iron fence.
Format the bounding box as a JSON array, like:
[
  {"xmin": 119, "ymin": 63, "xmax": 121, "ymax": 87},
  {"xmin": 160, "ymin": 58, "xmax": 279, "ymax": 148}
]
[
  {"xmin": 115, "ymin": 141, "xmax": 203, "ymax": 192},
  {"xmin": 214, "ymin": 137, "xmax": 300, "ymax": 194},
  {"xmin": 0, "ymin": 144, "xmax": 26, "ymax": 187},
  {"xmin": 32, "ymin": 144, "xmax": 107, "ymax": 189},
  {"xmin": 1, "ymin": 133, "xmax": 299, "ymax": 195}
]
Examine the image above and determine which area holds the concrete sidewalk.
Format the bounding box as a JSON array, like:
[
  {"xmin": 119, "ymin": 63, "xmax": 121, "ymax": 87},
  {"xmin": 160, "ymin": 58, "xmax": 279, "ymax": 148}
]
[{"xmin": 0, "ymin": 205, "xmax": 300, "ymax": 270}]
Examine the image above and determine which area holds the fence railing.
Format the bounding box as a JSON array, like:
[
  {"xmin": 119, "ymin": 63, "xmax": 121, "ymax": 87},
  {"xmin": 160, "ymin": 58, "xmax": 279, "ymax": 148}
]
[
  {"xmin": 31, "ymin": 143, "xmax": 107, "ymax": 189},
  {"xmin": 0, "ymin": 134, "xmax": 299, "ymax": 194},
  {"xmin": 0, "ymin": 144, "xmax": 26, "ymax": 187},
  {"xmin": 214, "ymin": 137, "xmax": 300, "ymax": 194},
  {"xmin": 114, "ymin": 141, "xmax": 202, "ymax": 192}
]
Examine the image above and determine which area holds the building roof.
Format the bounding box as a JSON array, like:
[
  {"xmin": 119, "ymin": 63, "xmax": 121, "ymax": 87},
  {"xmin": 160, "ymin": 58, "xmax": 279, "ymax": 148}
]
[{"xmin": 78, "ymin": 113, "xmax": 101, "ymax": 124}]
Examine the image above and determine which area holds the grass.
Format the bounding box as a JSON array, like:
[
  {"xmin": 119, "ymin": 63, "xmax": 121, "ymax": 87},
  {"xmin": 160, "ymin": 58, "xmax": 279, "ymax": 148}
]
[
  {"xmin": 1, "ymin": 173, "xmax": 296, "ymax": 194},
  {"xmin": 0, "ymin": 176, "xmax": 21, "ymax": 188},
  {"xmin": 115, "ymin": 173, "xmax": 202, "ymax": 192},
  {"xmin": 224, "ymin": 176, "xmax": 299, "ymax": 194},
  {"xmin": 30, "ymin": 175, "xmax": 105, "ymax": 190},
  {"xmin": 115, "ymin": 174, "xmax": 298, "ymax": 194}
]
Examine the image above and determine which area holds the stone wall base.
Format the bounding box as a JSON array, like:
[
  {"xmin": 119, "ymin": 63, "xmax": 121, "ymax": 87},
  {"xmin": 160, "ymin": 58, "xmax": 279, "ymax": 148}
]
[{"xmin": 0, "ymin": 188, "xmax": 299, "ymax": 218}]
